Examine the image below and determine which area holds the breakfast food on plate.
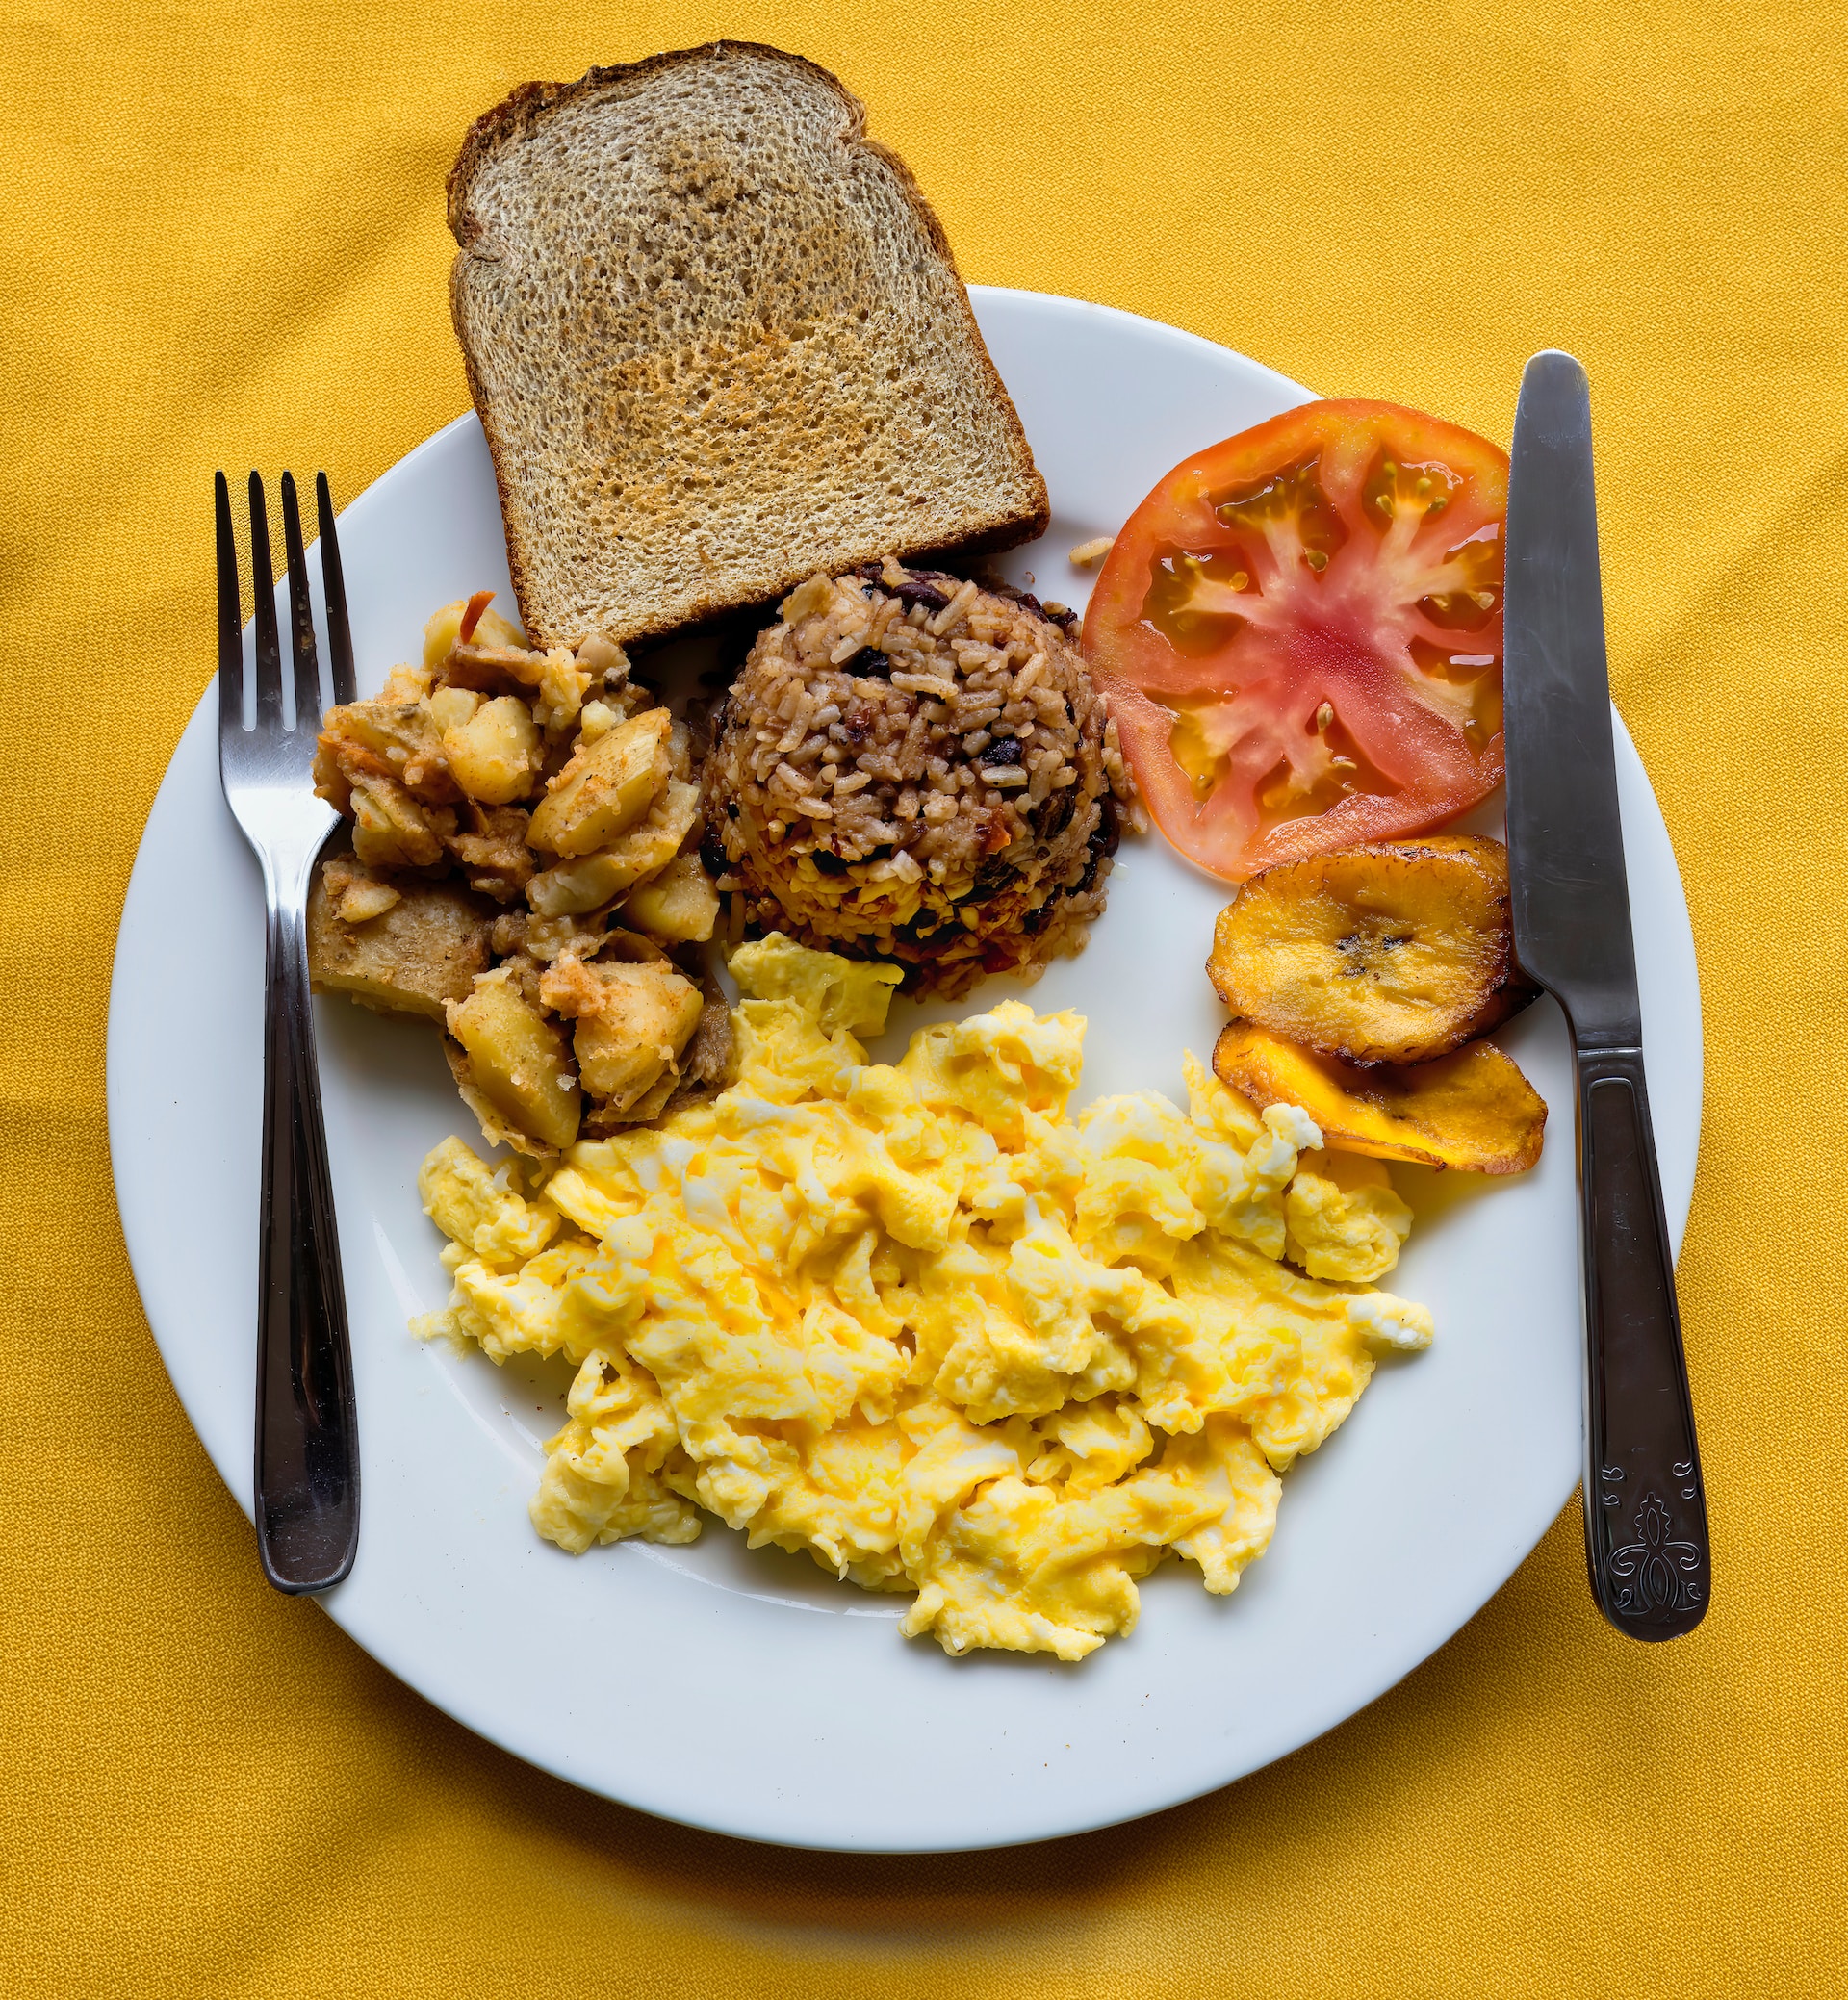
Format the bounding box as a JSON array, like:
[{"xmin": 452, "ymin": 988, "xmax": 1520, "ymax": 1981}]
[
  {"xmin": 1206, "ymin": 836, "xmax": 1537, "ymax": 1065},
  {"xmin": 414, "ymin": 935, "xmax": 1435, "ymax": 1661},
  {"xmin": 1075, "ymin": 401, "xmax": 1542, "ymax": 1176},
  {"xmin": 339, "ymin": 72, "xmax": 1541, "ymax": 1666},
  {"xmin": 701, "ymin": 563, "xmax": 1139, "ymax": 997},
  {"xmin": 307, "ymin": 594, "xmax": 728, "ymax": 1153},
  {"xmin": 1203, "ymin": 835, "xmax": 1548, "ymax": 1172},
  {"xmin": 428, "ymin": 51, "xmax": 1137, "ymax": 1005},
  {"xmin": 447, "ymin": 43, "xmax": 1047, "ymax": 650},
  {"xmin": 1213, "ymin": 1021, "xmax": 1547, "ymax": 1175},
  {"xmin": 1082, "ymin": 401, "xmax": 1508, "ymax": 881},
  {"xmin": 308, "ymin": 857, "xmax": 492, "ymax": 1018}
]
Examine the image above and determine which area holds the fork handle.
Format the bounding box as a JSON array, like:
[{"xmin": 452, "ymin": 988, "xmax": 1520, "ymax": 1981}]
[
  {"xmin": 255, "ymin": 848, "xmax": 360, "ymax": 1592},
  {"xmin": 1577, "ymin": 1045, "xmax": 1708, "ymax": 1640}
]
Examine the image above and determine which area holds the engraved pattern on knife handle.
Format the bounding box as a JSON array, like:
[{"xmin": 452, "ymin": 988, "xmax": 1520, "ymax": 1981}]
[{"xmin": 1578, "ymin": 1047, "xmax": 1709, "ymax": 1638}]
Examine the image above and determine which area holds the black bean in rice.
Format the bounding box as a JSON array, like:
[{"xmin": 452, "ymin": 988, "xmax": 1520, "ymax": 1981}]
[{"xmin": 700, "ymin": 561, "xmax": 1142, "ymax": 999}]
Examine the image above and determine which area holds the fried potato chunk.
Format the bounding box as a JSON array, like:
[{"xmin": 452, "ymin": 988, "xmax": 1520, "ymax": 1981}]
[
  {"xmin": 526, "ymin": 780, "xmax": 701, "ymax": 917},
  {"xmin": 307, "ymin": 859, "xmax": 492, "ymax": 1020},
  {"xmin": 425, "ymin": 597, "xmax": 601, "ymax": 736},
  {"xmin": 526, "ymin": 708, "xmax": 673, "ymax": 857},
  {"xmin": 446, "ymin": 968, "xmax": 581, "ymax": 1153},
  {"xmin": 314, "ymin": 699, "xmax": 456, "ymax": 806},
  {"xmin": 538, "ymin": 955, "xmax": 704, "ymax": 1115},
  {"xmin": 1208, "ymin": 837, "xmax": 1537, "ymax": 1065},
  {"xmin": 423, "ymin": 594, "xmax": 526, "ymax": 667},
  {"xmin": 619, "ymin": 852, "xmax": 720, "ymax": 944},
  {"xmin": 445, "ymin": 643, "xmax": 592, "ymax": 737},
  {"xmin": 443, "ymin": 694, "xmax": 542, "ymax": 805},
  {"xmin": 1213, "ymin": 1021, "xmax": 1546, "ymax": 1174},
  {"xmin": 346, "ymin": 776, "xmax": 454, "ymax": 869}
]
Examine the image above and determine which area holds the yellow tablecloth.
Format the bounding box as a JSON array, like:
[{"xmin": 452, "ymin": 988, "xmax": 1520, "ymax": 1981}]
[{"xmin": 5, "ymin": 2, "xmax": 1841, "ymax": 1991}]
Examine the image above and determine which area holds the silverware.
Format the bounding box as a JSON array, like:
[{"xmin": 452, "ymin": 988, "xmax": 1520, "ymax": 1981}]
[
  {"xmin": 215, "ymin": 469, "xmax": 360, "ymax": 1593},
  {"xmin": 1502, "ymin": 352, "xmax": 1708, "ymax": 1640}
]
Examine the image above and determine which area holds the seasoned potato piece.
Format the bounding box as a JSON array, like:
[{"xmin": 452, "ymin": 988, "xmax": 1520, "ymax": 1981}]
[
  {"xmin": 1213, "ymin": 1021, "xmax": 1546, "ymax": 1174},
  {"xmin": 1208, "ymin": 837, "xmax": 1537, "ymax": 1065},
  {"xmin": 526, "ymin": 855, "xmax": 625, "ymax": 920},
  {"xmin": 321, "ymin": 854, "xmax": 400, "ymax": 923},
  {"xmin": 347, "ymin": 775, "xmax": 454, "ymax": 869},
  {"xmin": 442, "ymin": 638, "xmax": 579, "ymax": 712},
  {"xmin": 308, "ymin": 861, "xmax": 491, "ymax": 1020},
  {"xmin": 423, "ymin": 594, "xmax": 526, "ymax": 668},
  {"xmin": 437, "ymin": 644, "xmax": 592, "ymax": 740},
  {"xmin": 619, "ymin": 852, "xmax": 720, "ymax": 944},
  {"xmin": 526, "ymin": 709, "xmax": 672, "ymax": 857},
  {"xmin": 526, "ymin": 780, "xmax": 701, "ymax": 917},
  {"xmin": 443, "ymin": 694, "xmax": 541, "ymax": 806},
  {"xmin": 527, "ymin": 650, "xmax": 596, "ymax": 737},
  {"xmin": 538, "ymin": 955, "xmax": 704, "ymax": 1114},
  {"xmin": 377, "ymin": 663, "xmax": 433, "ymax": 704},
  {"xmin": 446, "ymin": 969, "xmax": 580, "ymax": 1152},
  {"xmin": 440, "ymin": 1041, "xmax": 526, "ymax": 1159},
  {"xmin": 600, "ymin": 960, "xmax": 735, "ymax": 1136},
  {"xmin": 426, "ymin": 685, "xmax": 481, "ymax": 734},
  {"xmin": 315, "ymin": 700, "xmax": 455, "ymax": 804},
  {"xmin": 576, "ymin": 700, "xmax": 619, "ymax": 742}
]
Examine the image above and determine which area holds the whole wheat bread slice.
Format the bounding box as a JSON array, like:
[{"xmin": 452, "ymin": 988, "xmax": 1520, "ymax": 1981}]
[{"xmin": 448, "ymin": 43, "xmax": 1049, "ymax": 650}]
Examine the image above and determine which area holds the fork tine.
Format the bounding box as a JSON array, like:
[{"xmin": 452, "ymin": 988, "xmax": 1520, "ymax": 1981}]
[
  {"xmin": 247, "ymin": 473, "xmax": 284, "ymax": 731},
  {"xmin": 216, "ymin": 472, "xmax": 243, "ymax": 734},
  {"xmin": 315, "ymin": 472, "xmax": 356, "ymax": 706},
  {"xmin": 279, "ymin": 471, "xmax": 321, "ymax": 729}
]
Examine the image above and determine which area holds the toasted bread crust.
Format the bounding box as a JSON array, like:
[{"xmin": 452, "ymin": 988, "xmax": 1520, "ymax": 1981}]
[
  {"xmin": 447, "ymin": 43, "xmax": 1048, "ymax": 650},
  {"xmin": 450, "ymin": 45, "xmax": 861, "ymax": 242}
]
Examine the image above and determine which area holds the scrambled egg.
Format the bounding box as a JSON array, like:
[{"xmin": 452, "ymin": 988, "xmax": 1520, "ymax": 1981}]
[{"xmin": 414, "ymin": 936, "xmax": 1433, "ymax": 1661}]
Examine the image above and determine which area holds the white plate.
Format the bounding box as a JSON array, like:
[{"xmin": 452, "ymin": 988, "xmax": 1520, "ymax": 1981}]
[{"xmin": 109, "ymin": 289, "xmax": 1702, "ymax": 1853}]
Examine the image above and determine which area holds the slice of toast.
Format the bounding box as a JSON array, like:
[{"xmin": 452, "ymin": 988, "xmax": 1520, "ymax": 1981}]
[{"xmin": 448, "ymin": 43, "xmax": 1050, "ymax": 650}]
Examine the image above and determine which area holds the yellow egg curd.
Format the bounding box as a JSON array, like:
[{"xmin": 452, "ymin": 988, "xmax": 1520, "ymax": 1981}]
[{"xmin": 414, "ymin": 935, "xmax": 1434, "ymax": 1661}]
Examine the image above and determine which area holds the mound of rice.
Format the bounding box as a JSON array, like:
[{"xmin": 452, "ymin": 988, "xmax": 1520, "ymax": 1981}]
[{"xmin": 700, "ymin": 561, "xmax": 1140, "ymax": 998}]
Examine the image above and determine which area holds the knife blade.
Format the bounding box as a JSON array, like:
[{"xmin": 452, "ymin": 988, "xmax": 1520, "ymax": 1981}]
[{"xmin": 1502, "ymin": 350, "xmax": 1709, "ymax": 1641}]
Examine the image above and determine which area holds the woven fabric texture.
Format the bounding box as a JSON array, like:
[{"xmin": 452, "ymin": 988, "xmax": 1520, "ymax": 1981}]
[{"xmin": 3, "ymin": 2, "xmax": 1842, "ymax": 1993}]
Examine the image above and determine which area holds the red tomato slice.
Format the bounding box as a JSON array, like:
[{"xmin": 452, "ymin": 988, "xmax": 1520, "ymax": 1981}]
[{"xmin": 1082, "ymin": 400, "xmax": 1507, "ymax": 881}]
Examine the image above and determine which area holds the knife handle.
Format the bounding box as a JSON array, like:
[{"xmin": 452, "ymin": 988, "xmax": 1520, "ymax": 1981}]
[{"xmin": 1575, "ymin": 1045, "xmax": 1709, "ymax": 1640}]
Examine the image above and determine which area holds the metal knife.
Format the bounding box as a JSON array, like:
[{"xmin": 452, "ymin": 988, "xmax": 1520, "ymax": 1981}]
[{"xmin": 1502, "ymin": 350, "xmax": 1709, "ymax": 1641}]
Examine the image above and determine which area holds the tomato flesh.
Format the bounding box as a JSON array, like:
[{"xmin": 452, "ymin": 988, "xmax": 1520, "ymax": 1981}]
[{"xmin": 1082, "ymin": 400, "xmax": 1508, "ymax": 881}]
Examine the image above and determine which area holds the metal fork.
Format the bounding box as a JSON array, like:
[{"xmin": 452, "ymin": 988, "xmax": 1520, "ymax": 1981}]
[{"xmin": 216, "ymin": 469, "xmax": 360, "ymax": 1593}]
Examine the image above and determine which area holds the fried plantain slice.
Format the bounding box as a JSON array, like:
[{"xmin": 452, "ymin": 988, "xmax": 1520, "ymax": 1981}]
[
  {"xmin": 1206, "ymin": 836, "xmax": 1538, "ymax": 1065},
  {"xmin": 1212, "ymin": 1021, "xmax": 1547, "ymax": 1174}
]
